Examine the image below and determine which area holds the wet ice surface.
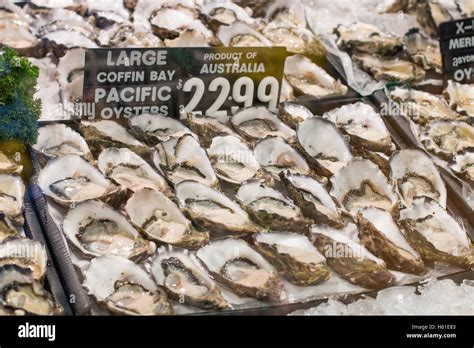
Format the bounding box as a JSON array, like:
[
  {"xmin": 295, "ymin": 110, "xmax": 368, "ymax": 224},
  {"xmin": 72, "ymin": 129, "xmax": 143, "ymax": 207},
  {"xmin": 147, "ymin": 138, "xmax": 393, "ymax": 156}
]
[{"xmin": 291, "ymin": 279, "xmax": 474, "ymax": 315}]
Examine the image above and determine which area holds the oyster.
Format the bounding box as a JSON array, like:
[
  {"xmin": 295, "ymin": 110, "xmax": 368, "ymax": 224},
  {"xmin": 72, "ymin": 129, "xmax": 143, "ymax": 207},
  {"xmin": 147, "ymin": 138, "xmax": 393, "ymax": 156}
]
[
  {"xmin": 80, "ymin": 120, "xmax": 148, "ymax": 157},
  {"xmin": 0, "ymin": 239, "xmax": 47, "ymax": 279},
  {"xmin": 175, "ymin": 180, "xmax": 260, "ymax": 236},
  {"xmin": 57, "ymin": 47, "xmax": 85, "ymax": 107},
  {"xmin": 125, "ymin": 189, "xmax": 208, "ymax": 249},
  {"xmin": 82, "ymin": 0, "xmax": 130, "ymax": 27},
  {"xmin": 420, "ymin": 120, "xmax": 474, "ymax": 161},
  {"xmin": 151, "ymin": 248, "xmax": 228, "ymax": 309},
  {"xmin": 0, "ymin": 151, "xmax": 22, "ymax": 175},
  {"xmin": 417, "ymin": 1, "xmax": 452, "ymax": 37},
  {"xmin": 33, "ymin": 123, "xmax": 91, "ymax": 161},
  {"xmin": 309, "ymin": 224, "xmax": 396, "ymax": 289},
  {"xmin": 37, "ymin": 154, "xmax": 119, "ymax": 206},
  {"xmin": 390, "ymin": 149, "xmax": 447, "ymax": 208},
  {"xmin": 278, "ymin": 102, "xmax": 313, "ymax": 129},
  {"xmin": 443, "ymin": 81, "xmax": 474, "ymax": 117},
  {"xmin": 449, "ymin": 150, "xmax": 474, "ymax": 184},
  {"xmin": 0, "ymin": 265, "xmax": 62, "ymax": 315},
  {"xmin": 297, "ymin": 117, "xmax": 353, "ymax": 177},
  {"xmin": 230, "ymin": 106, "xmax": 296, "ymax": 142},
  {"xmin": 83, "ymin": 255, "xmax": 173, "ymax": 315},
  {"xmin": 323, "ymin": 102, "xmax": 396, "ymax": 155},
  {"xmin": 97, "ymin": 148, "xmax": 168, "ymax": 194},
  {"xmin": 0, "ymin": 175, "xmax": 25, "ymax": 225},
  {"xmin": 217, "ymin": 21, "xmax": 272, "ymax": 47},
  {"xmin": 153, "ymin": 134, "xmax": 218, "ymax": 187},
  {"xmin": 353, "ymin": 54, "xmax": 425, "ymax": 83},
  {"xmin": 203, "ymin": 1, "xmax": 254, "ymax": 26},
  {"xmin": 390, "ymin": 87, "xmax": 459, "ymax": 125},
  {"xmin": 356, "ymin": 207, "xmax": 426, "ymax": 274},
  {"xmin": 29, "ymin": 57, "xmax": 61, "ymax": 121},
  {"xmin": 456, "ymin": 0, "xmax": 474, "ymax": 17},
  {"xmin": 284, "ymin": 55, "xmax": 348, "ymax": 98},
  {"xmin": 253, "ymin": 231, "xmax": 330, "ymax": 286},
  {"xmin": 0, "ymin": 216, "xmax": 21, "ymax": 243},
  {"xmin": 253, "ymin": 136, "xmax": 310, "ymax": 178},
  {"xmin": 208, "ymin": 135, "xmax": 260, "ymax": 185},
  {"xmin": 399, "ymin": 197, "xmax": 474, "ymax": 269},
  {"xmin": 330, "ymin": 159, "xmax": 398, "ymax": 214},
  {"xmin": 0, "ymin": 8, "xmax": 37, "ymax": 50},
  {"xmin": 335, "ymin": 22, "xmax": 402, "ymax": 55},
  {"xmin": 403, "ymin": 28, "xmax": 441, "ymax": 72},
  {"xmin": 98, "ymin": 23, "xmax": 163, "ymax": 47},
  {"xmin": 279, "ymin": 172, "xmax": 344, "ymax": 228},
  {"xmin": 235, "ymin": 180, "xmax": 312, "ymax": 233},
  {"xmin": 197, "ymin": 238, "xmax": 286, "ymax": 302},
  {"xmin": 130, "ymin": 113, "xmax": 196, "ymax": 146},
  {"xmin": 63, "ymin": 200, "xmax": 155, "ymax": 261}
]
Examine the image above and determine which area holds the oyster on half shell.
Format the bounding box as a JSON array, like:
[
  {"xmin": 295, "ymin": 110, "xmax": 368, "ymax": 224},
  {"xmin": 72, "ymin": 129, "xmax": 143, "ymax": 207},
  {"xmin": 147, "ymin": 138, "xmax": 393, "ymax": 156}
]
[
  {"xmin": 0, "ymin": 152, "xmax": 22, "ymax": 175},
  {"xmin": 0, "ymin": 175, "xmax": 25, "ymax": 225},
  {"xmin": 278, "ymin": 102, "xmax": 314, "ymax": 129},
  {"xmin": 0, "ymin": 238, "xmax": 47, "ymax": 280},
  {"xmin": 443, "ymin": 80, "xmax": 474, "ymax": 117},
  {"xmin": 449, "ymin": 150, "xmax": 474, "ymax": 184},
  {"xmin": 197, "ymin": 238, "xmax": 286, "ymax": 302},
  {"xmin": 403, "ymin": 28, "xmax": 441, "ymax": 72}
]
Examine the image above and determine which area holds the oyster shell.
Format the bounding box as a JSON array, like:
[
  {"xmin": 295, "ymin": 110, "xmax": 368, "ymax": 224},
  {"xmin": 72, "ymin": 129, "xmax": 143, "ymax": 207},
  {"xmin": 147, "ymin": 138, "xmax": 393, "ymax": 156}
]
[
  {"xmin": 175, "ymin": 180, "xmax": 260, "ymax": 236},
  {"xmin": 449, "ymin": 150, "xmax": 474, "ymax": 184},
  {"xmin": 356, "ymin": 207, "xmax": 426, "ymax": 275},
  {"xmin": 57, "ymin": 47, "xmax": 85, "ymax": 107},
  {"xmin": 98, "ymin": 23, "xmax": 163, "ymax": 47},
  {"xmin": 297, "ymin": 117, "xmax": 353, "ymax": 177},
  {"xmin": 284, "ymin": 55, "xmax": 348, "ymax": 98},
  {"xmin": 208, "ymin": 135, "xmax": 260, "ymax": 185},
  {"xmin": 151, "ymin": 248, "xmax": 228, "ymax": 309},
  {"xmin": 420, "ymin": 120, "xmax": 474, "ymax": 161},
  {"xmin": 197, "ymin": 238, "xmax": 286, "ymax": 302},
  {"xmin": 97, "ymin": 148, "xmax": 168, "ymax": 194},
  {"xmin": 217, "ymin": 21, "xmax": 272, "ymax": 47},
  {"xmin": 279, "ymin": 172, "xmax": 344, "ymax": 228},
  {"xmin": 153, "ymin": 134, "xmax": 218, "ymax": 187},
  {"xmin": 130, "ymin": 113, "xmax": 196, "ymax": 146},
  {"xmin": 335, "ymin": 22, "xmax": 402, "ymax": 55},
  {"xmin": 456, "ymin": 0, "xmax": 474, "ymax": 17},
  {"xmin": 236, "ymin": 180, "xmax": 312, "ymax": 233},
  {"xmin": 38, "ymin": 154, "xmax": 119, "ymax": 207},
  {"xmin": 309, "ymin": 224, "xmax": 396, "ymax": 290},
  {"xmin": 330, "ymin": 159, "xmax": 398, "ymax": 214},
  {"xmin": 33, "ymin": 123, "xmax": 91, "ymax": 161},
  {"xmin": 417, "ymin": 1, "xmax": 452, "ymax": 37},
  {"xmin": 80, "ymin": 120, "xmax": 148, "ymax": 157},
  {"xmin": 63, "ymin": 200, "xmax": 155, "ymax": 261},
  {"xmin": 390, "ymin": 87, "xmax": 459, "ymax": 125},
  {"xmin": 203, "ymin": 1, "xmax": 255, "ymax": 26},
  {"xmin": 323, "ymin": 102, "xmax": 396, "ymax": 155},
  {"xmin": 253, "ymin": 231, "xmax": 330, "ymax": 286},
  {"xmin": 0, "ymin": 175, "xmax": 25, "ymax": 225},
  {"xmin": 29, "ymin": 57, "xmax": 61, "ymax": 121},
  {"xmin": 353, "ymin": 54, "xmax": 425, "ymax": 83},
  {"xmin": 125, "ymin": 189, "xmax": 208, "ymax": 249},
  {"xmin": 390, "ymin": 149, "xmax": 447, "ymax": 208},
  {"xmin": 0, "ymin": 152, "xmax": 22, "ymax": 175},
  {"xmin": 83, "ymin": 255, "xmax": 173, "ymax": 315},
  {"xmin": 399, "ymin": 197, "xmax": 474, "ymax": 269},
  {"xmin": 403, "ymin": 28, "xmax": 441, "ymax": 72},
  {"xmin": 253, "ymin": 136, "xmax": 310, "ymax": 178},
  {"xmin": 0, "ymin": 239, "xmax": 47, "ymax": 279},
  {"xmin": 0, "ymin": 216, "xmax": 21, "ymax": 243},
  {"xmin": 230, "ymin": 106, "xmax": 296, "ymax": 142},
  {"xmin": 443, "ymin": 80, "xmax": 474, "ymax": 117},
  {"xmin": 0, "ymin": 6, "xmax": 38, "ymax": 50},
  {"xmin": 278, "ymin": 102, "xmax": 313, "ymax": 129}
]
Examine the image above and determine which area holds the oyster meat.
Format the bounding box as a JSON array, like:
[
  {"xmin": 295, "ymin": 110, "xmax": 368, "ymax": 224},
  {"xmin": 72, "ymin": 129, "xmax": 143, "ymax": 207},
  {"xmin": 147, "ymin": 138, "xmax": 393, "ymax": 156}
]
[
  {"xmin": 175, "ymin": 180, "xmax": 260, "ymax": 236},
  {"xmin": 390, "ymin": 149, "xmax": 447, "ymax": 208},
  {"xmin": 151, "ymin": 248, "xmax": 228, "ymax": 310},
  {"xmin": 236, "ymin": 180, "xmax": 312, "ymax": 233},
  {"xmin": 356, "ymin": 207, "xmax": 426, "ymax": 274},
  {"xmin": 330, "ymin": 159, "xmax": 398, "ymax": 214},
  {"xmin": 125, "ymin": 188, "xmax": 208, "ymax": 249},
  {"xmin": 253, "ymin": 231, "xmax": 330, "ymax": 286},
  {"xmin": 83, "ymin": 255, "xmax": 173, "ymax": 315},
  {"xmin": 297, "ymin": 117, "xmax": 353, "ymax": 177},
  {"xmin": 98, "ymin": 148, "xmax": 168, "ymax": 193},
  {"xmin": 278, "ymin": 102, "xmax": 314, "ymax": 129},
  {"xmin": 153, "ymin": 134, "xmax": 218, "ymax": 187},
  {"xmin": 420, "ymin": 120, "xmax": 474, "ymax": 161},
  {"xmin": 279, "ymin": 171, "xmax": 344, "ymax": 228},
  {"xmin": 0, "ymin": 175, "xmax": 25, "ymax": 225},
  {"xmin": 284, "ymin": 55, "xmax": 348, "ymax": 98},
  {"xmin": 443, "ymin": 81, "xmax": 474, "ymax": 117},
  {"xmin": 399, "ymin": 197, "xmax": 474, "ymax": 269},
  {"xmin": 63, "ymin": 200, "xmax": 155, "ymax": 261},
  {"xmin": 309, "ymin": 224, "xmax": 396, "ymax": 290},
  {"xmin": 197, "ymin": 238, "xmax": 286, "ymax": 302}
]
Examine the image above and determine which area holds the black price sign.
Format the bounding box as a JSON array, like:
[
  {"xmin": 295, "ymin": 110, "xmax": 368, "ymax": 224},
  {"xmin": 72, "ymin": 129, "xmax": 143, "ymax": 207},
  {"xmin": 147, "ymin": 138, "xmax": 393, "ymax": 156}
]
[
  {"xmin": 82, "ymin": 47, "xmax": 287, "ymax": 119},
  {"xmin": 439, "ymin": 17, "xmax": 474, "ymax": 83}
]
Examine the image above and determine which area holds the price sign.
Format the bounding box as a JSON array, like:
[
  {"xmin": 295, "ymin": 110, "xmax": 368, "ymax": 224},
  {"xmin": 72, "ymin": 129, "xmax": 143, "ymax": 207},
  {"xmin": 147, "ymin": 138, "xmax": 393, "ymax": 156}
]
[
  {"xmin": 82, "ymin": 47, "xmax": 287, "ymax": 120},
  {"xmin": 439, "ymin": 17, "xmax": 474, "ymax": 83}
]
